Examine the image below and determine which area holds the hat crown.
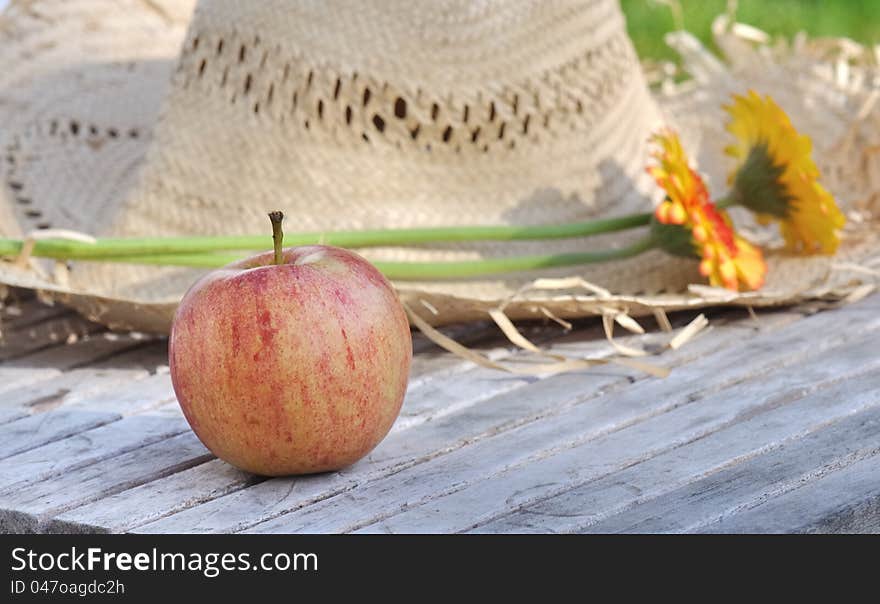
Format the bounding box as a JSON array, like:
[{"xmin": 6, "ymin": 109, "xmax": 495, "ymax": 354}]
[
  {"xmin": 166, "ymin": 0, "xmax": 655, "ymax": 187},
  {"xmin": 191, "ymin": 0, "xmax": 629, "ymax": 92}
]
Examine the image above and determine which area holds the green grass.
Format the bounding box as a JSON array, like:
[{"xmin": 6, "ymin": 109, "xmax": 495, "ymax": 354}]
[{"xmin": 620, "ymin": 0, "xmax": 880, "ymax": 63}]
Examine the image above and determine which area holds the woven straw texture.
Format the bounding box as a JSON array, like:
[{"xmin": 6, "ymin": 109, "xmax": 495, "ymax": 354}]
[{"xmin": 1, "ymin": 0, "xmax": 878, "ymax": 333}]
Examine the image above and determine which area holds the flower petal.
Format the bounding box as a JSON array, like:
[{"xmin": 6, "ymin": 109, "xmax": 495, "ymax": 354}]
[{"xmin": 725, "ymin": 91, "xmax": 845, "ymax": 255}]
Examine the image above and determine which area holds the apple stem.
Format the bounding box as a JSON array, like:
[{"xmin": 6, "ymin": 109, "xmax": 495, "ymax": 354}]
[{"xmin": 269, "ymin": 211, "xmax": 284, "ymax": 265}]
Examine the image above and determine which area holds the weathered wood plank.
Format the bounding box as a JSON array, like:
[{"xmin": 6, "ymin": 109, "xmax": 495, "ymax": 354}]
[
  {"xmin": 0, "ymin": 412, "xmax": 189, "ymax": 493},
  {"xmin": 0, "ymin": 325, "xmax": 149, "ymax": 395},
  {"xmin": 395, "ymin": 322, "xmax": 636, "ymax": 431},
  {"xmin": 0, "ymin": 432, "xmax": 211, "ymax": 533},
  {"xmin": 402, "ymin": 307, "xmax": 777, "ymax": 392},
  {"xmin": 0, "ymin": 300, "xmax": 868, "ymax": 531},
  {"xmin": 86, "ymin": 340, "xmax": 168, "ymax": 373},
  {"xmin": 0, "ymin": 342, "xmax": 167, "ymax": 412},
  {"xmin": 0, "ymin": 320, "xmax": 563, "ymax": 532},
  {"xmin": 48, "ymin": 460, "xmax": 258, "ymax": 534},
  {"xmin": 129, "ymin": 348, "xmax": 669, "ymax": 531},
  {"xmin": 0, "ymin": 366, "xmax": 150, "ymax": 413},
  {"xmin": 474, "ymin": 372, "xmax": 880, "ymax": 533},
  {"xmin": 0, "ymin": 340, "xmax": 161, "ymax": 405},
  {"xmin": 699, "ymin": 451, "xmax": 880, "ymax": 534},
  {"xmin": 1, "ymin": 298, "xmax": 70, "ymax": 332},
  {"xmin": 346, "ymin": 311, "xmax": 803, "ymax": 470},
  {"xmin": 0, "ymin": 408, "xmax": 27, "ymax": 425},
  {"xmin": 115, "ymin": 350, "xmax": 626, "ymax": 531},
  {"xmin": 0, "ymin": 367, "xmax": 62, "ymax": 397},
  {"xmin": 0, "ymin": 368, "xmax": 179, "ymax": 491},
  {"xmin": 0, "ymin": 314, "xmax": 105, "ymax": 361},
  {"xmin": 394, "ymin": 308, "xmax": 775, "ymax": 431},
  {"xmin": 133, "ymin": 306, "xmax": 822, "ymax": 533},
  {"xmin": 5, "ymin": 332, "xmax": 158, "ymax": 372},
  {"xmin": 246, "ymin": 312, "xmax": 880, "ymax": 533},
  {"xmin": 57, "ymin": 328, "xmax": 629, "ymax": 533},
  {"xmin": 62, "ymin": 372, "xmax": 176, "ymax": 415},
  {"xmin": 0, "ymin": 409, "xmax": 121, "ymax": 460},
  {"xmin": 354, "ymin": 363, "xmax": 880, "ymax": 533}
]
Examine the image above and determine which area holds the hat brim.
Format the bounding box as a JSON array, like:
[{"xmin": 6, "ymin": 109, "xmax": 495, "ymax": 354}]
[{"xmin": 1, "ymin": 1, "xmax": 878, "ymax": 333}]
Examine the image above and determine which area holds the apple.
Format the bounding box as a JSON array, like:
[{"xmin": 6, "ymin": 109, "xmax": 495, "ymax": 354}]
[{"xmin": 168, "ymin": 213, "xmax": 412, "ymax": 475}]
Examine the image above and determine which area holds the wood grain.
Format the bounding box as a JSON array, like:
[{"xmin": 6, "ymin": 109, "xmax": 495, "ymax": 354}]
[
  {"xmin": 237, "ymin": 304, "xmax": 880, "ymax": 533},
  {"xmin": 476, "ymin": 372, "xmax": 880, "ymax": 533},
  {"xmin": 137, "ymin": 308, "xmax": 825, "ymax": 533},
  {"xmin": 1, "ymin": 294, "xmax": 878, "ymax": 534},
  {"xmin": 0, "ymin": 432, "xmax": 211, "ymax": 532}
]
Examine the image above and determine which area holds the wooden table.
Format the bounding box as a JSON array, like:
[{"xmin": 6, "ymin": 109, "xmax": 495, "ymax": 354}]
[{"xmin": 0, "ymin": 288, "xmax": 878, "ymax": 534}]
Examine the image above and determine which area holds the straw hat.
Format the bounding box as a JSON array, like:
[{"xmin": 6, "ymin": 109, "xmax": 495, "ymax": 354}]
[{"xmin": 1, "ymin": 0, "xmax": 878, "ymax": 334}]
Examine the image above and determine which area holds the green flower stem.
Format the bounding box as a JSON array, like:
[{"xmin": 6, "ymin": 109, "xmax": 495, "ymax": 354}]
[
  {"xmin": 88, "ymin": 236, "xmax": 657, "ymax": 281},
  {"xmin": 0, "ymin": 213, "xmax": 651, "ymax": 261}
]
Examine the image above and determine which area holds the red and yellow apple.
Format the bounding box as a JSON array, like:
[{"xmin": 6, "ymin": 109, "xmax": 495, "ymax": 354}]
[{"xmin": 169, "ymin": 240, "xmax": 412, "ymax": 476}]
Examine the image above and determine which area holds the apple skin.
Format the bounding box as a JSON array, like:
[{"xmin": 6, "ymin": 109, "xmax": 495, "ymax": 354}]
[{"xmin": 168, "ymin": 245, "xmax": 412, "ymax": 476}]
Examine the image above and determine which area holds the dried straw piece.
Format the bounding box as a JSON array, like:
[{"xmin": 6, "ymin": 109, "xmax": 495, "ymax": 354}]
[
  {"xmin": 539, "ymin": 306, "xmax": 573, "ymax": 331},
  {"xmin": 405, "ymin": 301, "xmax": 669, "ymax": 378},
  {"xmin": 488, "ymin": 308, "xmax": 551, "ymax": 357},
  {"xmin": 669, "ymin": 313, "xmax": 709, "ymax": 350},
  {"xmin": 653, "ymin": 308, "xmax": 673, "ymax": 332},
  {"xmin": 747, "ymin": 306, "xmax": 759, "ymax": 323},
  {"xmin": 601, "ymin": 313, "xmax": 648, "ymax": 357},
  {"xmin": 844, "ymin": 283, "xmax": 876, "ymax": 304},
  {"xmin": 831, "ymin": 262, "xmax": 880, "ymax": 278}
]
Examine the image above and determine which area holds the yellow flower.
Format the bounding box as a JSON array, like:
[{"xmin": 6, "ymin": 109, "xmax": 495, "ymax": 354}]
[
  {"xmin": 724, "ymin": 90, "xmax": 845, "ymax": 254},
  {"xmin": 648, "ymin": 130, "xmax": 766, "ymax": 292}
]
